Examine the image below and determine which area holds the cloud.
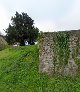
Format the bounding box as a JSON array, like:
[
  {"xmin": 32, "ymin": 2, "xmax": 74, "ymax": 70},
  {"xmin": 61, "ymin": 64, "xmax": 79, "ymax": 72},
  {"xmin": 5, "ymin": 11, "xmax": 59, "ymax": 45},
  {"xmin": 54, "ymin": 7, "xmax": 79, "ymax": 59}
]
[
  {"xmin": 0, "ymin": 2, "xmax": 10, "ymax": 34},
  {"xmin": 34, "ymin": 0, "xmax": 79, "ymax": 32},
  {"xmin": 36, "ymin": 0, "xmax": 80, "ymax": 32},
  {"xmin": 35, "ymin": 20, "xmax": 57, "ymax": 32},
  {"xmin": 55, "ymin": 0, "xmax": 80, "ymax": 31}
]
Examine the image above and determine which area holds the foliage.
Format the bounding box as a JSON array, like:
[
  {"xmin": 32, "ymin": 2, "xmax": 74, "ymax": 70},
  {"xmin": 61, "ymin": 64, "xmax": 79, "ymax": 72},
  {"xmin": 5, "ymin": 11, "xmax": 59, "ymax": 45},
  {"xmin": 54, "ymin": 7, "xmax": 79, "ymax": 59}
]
[
  {"xmin": 56, "ymin": 32, "xmax": 70, "ymax": 66},
  {"xmin": 5, "ymin": 12, "xmax": 39, "ymax": 45}
]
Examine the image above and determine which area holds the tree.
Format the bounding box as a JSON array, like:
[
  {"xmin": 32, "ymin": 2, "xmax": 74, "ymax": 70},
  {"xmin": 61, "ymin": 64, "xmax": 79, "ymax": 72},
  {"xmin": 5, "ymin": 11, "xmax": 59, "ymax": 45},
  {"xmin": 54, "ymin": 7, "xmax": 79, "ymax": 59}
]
[{"xmin": 5, "ymin": 12, "xmax": 39, "ymax": 45}]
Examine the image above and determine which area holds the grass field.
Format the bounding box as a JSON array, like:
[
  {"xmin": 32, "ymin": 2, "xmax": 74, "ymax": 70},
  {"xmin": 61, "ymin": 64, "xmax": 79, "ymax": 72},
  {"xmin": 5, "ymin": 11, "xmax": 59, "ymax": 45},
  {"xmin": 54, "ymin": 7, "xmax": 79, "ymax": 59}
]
[{"xmin": 0, "ymin": 45, "xmax": 80, "ymax": 92}]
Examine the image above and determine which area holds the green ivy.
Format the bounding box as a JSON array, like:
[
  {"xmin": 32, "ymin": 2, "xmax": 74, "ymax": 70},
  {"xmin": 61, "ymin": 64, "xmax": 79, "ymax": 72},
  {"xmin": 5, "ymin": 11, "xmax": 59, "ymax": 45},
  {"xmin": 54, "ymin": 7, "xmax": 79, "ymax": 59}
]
[{"xmin": 55, "ymin": 32, "xmax": 70, "ymax": 66}]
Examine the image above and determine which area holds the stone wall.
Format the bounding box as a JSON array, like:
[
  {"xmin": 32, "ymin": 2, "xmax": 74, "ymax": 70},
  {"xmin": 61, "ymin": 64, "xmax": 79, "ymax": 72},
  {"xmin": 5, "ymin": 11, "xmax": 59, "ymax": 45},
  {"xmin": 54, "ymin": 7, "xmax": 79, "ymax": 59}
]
[
  {"xmin": 0, "ymin": 36, "xmax": 8, "ymax": 51},
  {"xmin": 39, "ymin": 30, "xmax": 80, "ymax": 76}
]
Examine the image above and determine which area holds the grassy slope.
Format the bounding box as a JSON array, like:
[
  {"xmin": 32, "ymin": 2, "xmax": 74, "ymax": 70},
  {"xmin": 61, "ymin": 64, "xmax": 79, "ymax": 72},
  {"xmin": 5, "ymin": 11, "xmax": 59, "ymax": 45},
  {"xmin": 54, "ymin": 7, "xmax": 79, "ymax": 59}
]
[{"xmin": 0, "ymin": 45, "xmax": 80, "ymax": 92}]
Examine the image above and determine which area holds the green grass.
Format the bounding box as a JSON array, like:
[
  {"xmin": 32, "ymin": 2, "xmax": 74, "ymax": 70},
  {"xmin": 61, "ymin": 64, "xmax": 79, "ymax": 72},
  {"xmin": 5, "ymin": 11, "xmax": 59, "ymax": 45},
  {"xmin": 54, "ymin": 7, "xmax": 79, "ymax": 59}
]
[{"xmin": 0, "ymin": 45, "xmax": 80, "ymax": 92}]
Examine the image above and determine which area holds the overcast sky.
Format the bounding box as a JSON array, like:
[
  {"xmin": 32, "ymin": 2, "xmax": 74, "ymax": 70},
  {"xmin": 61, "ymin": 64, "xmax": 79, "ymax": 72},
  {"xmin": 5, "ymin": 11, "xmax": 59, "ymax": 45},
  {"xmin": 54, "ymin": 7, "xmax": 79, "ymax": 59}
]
[{"xmin": 0, "ymin": 0, "xmax": 80, "ymax": 34}]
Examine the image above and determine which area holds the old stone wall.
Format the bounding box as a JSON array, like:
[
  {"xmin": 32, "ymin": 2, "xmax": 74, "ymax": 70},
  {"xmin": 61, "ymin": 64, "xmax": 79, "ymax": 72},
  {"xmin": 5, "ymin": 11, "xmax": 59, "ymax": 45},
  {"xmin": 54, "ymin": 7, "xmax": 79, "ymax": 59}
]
[
  {"xmin": 0, "ymin": 36, "xmax": 8, "ymax": 51},
  {"xmin": 39, "ymin": 30, "xmax": 80, "ymax": 76}
]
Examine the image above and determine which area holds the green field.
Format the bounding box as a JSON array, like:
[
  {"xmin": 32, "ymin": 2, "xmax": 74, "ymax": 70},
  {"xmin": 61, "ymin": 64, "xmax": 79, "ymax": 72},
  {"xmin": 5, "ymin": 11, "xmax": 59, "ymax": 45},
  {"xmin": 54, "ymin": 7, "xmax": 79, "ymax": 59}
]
[{"xmin": 0, "ymin": 45, "xmax": 80, "ymax": 92}]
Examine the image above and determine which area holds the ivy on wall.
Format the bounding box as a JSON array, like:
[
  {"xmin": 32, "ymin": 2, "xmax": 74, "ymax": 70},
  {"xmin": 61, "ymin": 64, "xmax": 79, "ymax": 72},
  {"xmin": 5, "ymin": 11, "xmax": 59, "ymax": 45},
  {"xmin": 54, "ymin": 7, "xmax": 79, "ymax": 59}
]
[{"xmin": 55, "ymin": 32, "xmax": 70, "ymax": 67}]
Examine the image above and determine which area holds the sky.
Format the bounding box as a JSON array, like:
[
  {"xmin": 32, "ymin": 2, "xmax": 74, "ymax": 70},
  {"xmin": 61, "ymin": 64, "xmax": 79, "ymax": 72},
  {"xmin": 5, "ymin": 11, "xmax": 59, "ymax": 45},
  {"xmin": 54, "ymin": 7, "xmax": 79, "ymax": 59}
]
[{"xmin": 0, "ymin": 0, "xmax": 80, "ymax": 34}]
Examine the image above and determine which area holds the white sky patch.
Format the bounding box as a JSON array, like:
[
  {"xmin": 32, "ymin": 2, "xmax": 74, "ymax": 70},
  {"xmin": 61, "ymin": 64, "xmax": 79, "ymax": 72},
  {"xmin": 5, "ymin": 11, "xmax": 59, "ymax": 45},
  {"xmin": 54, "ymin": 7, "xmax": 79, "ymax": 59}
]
[
  {"xmin": 34, "ymin": 0, "xmax": 78, "ymax": 32},
  {"xmin": 55, "ymin": 0, "xmax": 80, "ymax": 31},
  {"xmin": 0, "ymin": 3, "xmax": 10, "ymax": 34},
  {"xmin": 35, "ymin": 20, "xmax": 57, "ymax": 32}
]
